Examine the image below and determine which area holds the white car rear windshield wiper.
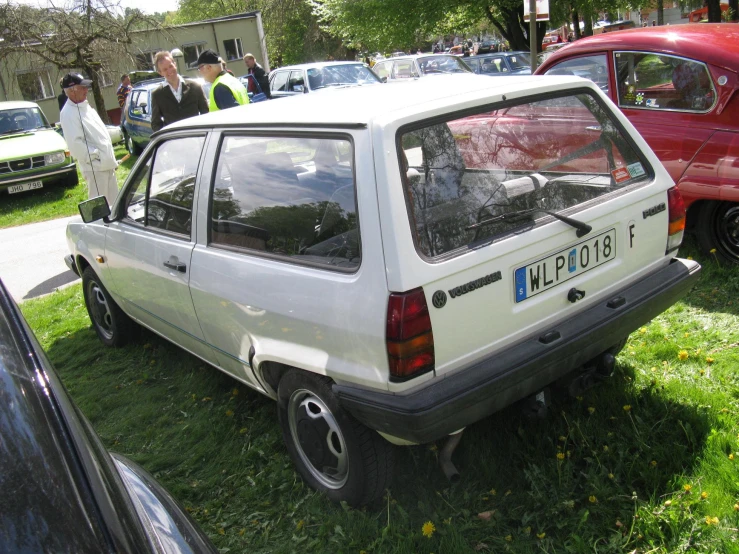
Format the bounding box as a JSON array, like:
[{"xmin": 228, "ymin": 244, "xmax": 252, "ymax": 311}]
[{"xmin": 466, "ymin": 207, "xmax": 592, "ymax": 237}]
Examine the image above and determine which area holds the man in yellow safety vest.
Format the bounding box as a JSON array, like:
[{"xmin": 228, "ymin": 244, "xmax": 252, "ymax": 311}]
[{"xmin": 196, "ymin": 49, "xmax": 249, "ymax": 111}]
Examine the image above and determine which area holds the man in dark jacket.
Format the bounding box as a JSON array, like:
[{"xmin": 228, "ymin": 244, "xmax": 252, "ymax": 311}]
[
  {"xmin": 150, "ymin": 51, "xmax": 209, "ymax": 132},
  {"xmin": 243, "ymin": 53, "xmax": 271, "ymax": 98}
]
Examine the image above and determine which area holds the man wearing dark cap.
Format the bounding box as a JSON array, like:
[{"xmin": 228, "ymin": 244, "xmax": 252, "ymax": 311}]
[
  {"xmin": 59, "ymin": 73, "xmax": 119, "ymax": 204},
  {"xmin": 196, "ymin": 49, "xmax": 249, "ymax": 111}
]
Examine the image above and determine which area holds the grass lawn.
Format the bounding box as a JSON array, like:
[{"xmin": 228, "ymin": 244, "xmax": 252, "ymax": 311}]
[
  {"xmin": 0, "ymin": 145, "xmax": 136, "ymax": 229},
  {"xmin": 19, "ymin": 239, "xmax": 739, "ymax": 553}
]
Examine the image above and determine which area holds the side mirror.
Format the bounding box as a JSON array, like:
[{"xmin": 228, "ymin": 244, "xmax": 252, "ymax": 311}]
[
  {"xmin": 381, "ymin": 76, "xmax": 388, "ymax": 83},
  {"xmin": 78, "ymin": 196, "xmax": 111, "ymax": 223}
]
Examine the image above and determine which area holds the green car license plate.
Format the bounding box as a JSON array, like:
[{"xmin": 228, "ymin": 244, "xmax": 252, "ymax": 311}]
[
  {"xmin": 8, "ymin": 180, "xmax": 43, "ymax": 194},
  {"xmin": 514, "ymin": 228, "xmax": 616, "ymax": 302}
]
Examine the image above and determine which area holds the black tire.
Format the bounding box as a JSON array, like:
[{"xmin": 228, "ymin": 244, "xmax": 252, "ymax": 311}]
[
  {"xmin": 695, "ymin": 200, "xmax": 739, "ymax": 265},
  {"xmin": 609, "ymin": 336, "xmax": 628, "ymax": 357},
  {"xmin": 277, "ymin": 369, "xmax": 394, "ymax": 506},
  {"xmin": 81, "ymin": 266, "xmax": 136, "ymax": 347},
  {"xmin": 124, "ymin": 130, "xmax": 142, "ymax": 156}
]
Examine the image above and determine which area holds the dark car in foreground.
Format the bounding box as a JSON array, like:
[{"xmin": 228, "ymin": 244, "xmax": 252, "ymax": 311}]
[
  {"xmin": 0, "ymin": 278, "xmax": 217, "ymax": 553},
  {"xmin": 536, "ymin": 25, "xmax": 739, "ymax": 264}
]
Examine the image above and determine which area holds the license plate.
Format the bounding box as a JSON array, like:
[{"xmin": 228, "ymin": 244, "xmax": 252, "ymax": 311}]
[
  {"xmin": 514, "ymin": 228, "xmax": 616, "ymax": 303},
  {"xmin": 8, "ymin": 181, "xmax": 43, "ymax": 194}
]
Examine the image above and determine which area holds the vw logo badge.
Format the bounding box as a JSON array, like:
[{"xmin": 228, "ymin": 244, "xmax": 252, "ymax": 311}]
[{"xmin": 432, "ymin": 290, "xmax": 447, "ymax": 309}]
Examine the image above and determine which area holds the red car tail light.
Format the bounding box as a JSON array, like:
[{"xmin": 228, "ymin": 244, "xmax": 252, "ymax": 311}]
[
  {"xmin": 386, "ymin": 288, "xmax": 435, "ymax": 382},
  {"xmin": 666, "ymin": 186, "xmax": 686, "ymax": 254}
]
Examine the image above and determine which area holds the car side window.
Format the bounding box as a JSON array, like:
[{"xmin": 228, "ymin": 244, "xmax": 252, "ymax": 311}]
[
  {"xmin": 122, "ymin": 136, "xmax": 205, "ymax": 236},
  {"xmin": 615, "ymin": 52, "xmax": 715, "ymax": 112},
  {"xmin": 210, "ymin": 135, "xmax": 360, "ymax": 270},
  {"xmin": 373, "ymin": 61, "xmax": 391, "ymax": 80},
  {"xmin": 288, "ymin": 71, "xmax": 305, "ymax": 92},
  {"xmin": 271, "ymin": 71, "xmax": 289, "ymax": 92},
  {"xmin": 133, "ymin": 90, "xmax": 149, "ymax": 114},
  {"xmin": 545, "ymin": 54, "xmax": 609, "ymax": 93},
  {"xmin": 393, "ymin": 60, "xmax": 418, "ymax": 79}
]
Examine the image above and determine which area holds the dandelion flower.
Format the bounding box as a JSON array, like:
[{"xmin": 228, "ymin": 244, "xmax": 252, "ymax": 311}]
[
  {"xmin": 505, "ymin": 535, "xmax": 512, "ymax": 542},
  {"xmin": 734, "ymin": 504, "xmax": 739, "ymax": 512},
  {"xmin": 589, "ymin": 495, "xmax": 598, "ymax": 504},
  {"xmin": 537, "ymin": 532, "xmax": 546, "ymax": 539},
  {"xmin": 296, "ymin": 520, "xmax": 305, "ymax": 531},
  {"xmin": 623, "ymin": 405, "xmax": 632, "ymax": 412},
  {"xmin": 729, "ymin": 454, "xmax": 735, "ymax": 460},
  {"xmin": 705, "ymin": 516, "xmax": 719, "ymax": 526},
  {"xmin": 524, "ymin": 526, "xmax": 531, "ymax": 535},
  {"xmin": 588, "ymin": 406, "xmax": 596, "ymax": 414},
  {"xmin": 683, "ymin": 484, "xmax": 692, "ymax": 492},
  {"xmin": 650, "ymin": 460, "xmax": 657, "ymax": 468},
  {"xmin": 608, "ymin": 473, "xmax": 614, "ymax": 479},
  {"xmin": 678, "ymin": 350, "xmax": 689, "ymax": 361},
  {"xmin": 558, "ymin": 436, "xmax": 566, "ymax": 442},
  {"xmin": 710, "ymin": 248, "xmax": 717, "ymax": 254},
  {"xmin": 664, "ymin": 500, "xmax": 672, "ymax": 507},
  {"xmin": 225, "ymin": 409, "xmax": 234, "ymax": 417},
  {"xmin": 489, "ymin": 488, "xmax": 497, "ymax": 496},
  {"xmin": 422, "ymin": 521, "xmax": 435, "ymax": 538},
  {"xmin": 639, "ymin": 327, "xmax": 647, "ymax": 334},
  {"xmin": 701, "ymin": 491, "xmax": 709, "ymax": 500},
  {"xmin": 706, "ymin": 357, "xmax": 715, "ymax": 364},
  {"xmin": 603, "ymin": 445, "xmax": 609, "ymax": 453},
  {"xmin": 232, "ymin": 388, "xmax": 239, "ymax": 396},
  {"xmin": 557, "ymin": 452, "xmax": 565, "ymax": 460},
  {"xmin": 218, "ymin": 528, "xmax": 225, "ymax": 535},
  {"xmin": 239, "ymin": 427, "xmax": 248, "ymax": 434}
]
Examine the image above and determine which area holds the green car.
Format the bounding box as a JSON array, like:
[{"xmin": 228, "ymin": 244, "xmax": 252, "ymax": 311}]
[{"xmin": 0, "ymin": 101, "xmax": 78, "ymax": 195}]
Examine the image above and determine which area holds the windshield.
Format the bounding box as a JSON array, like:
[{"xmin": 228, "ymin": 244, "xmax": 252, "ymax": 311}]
[
  {"xmin": 0, "ymin": 107, "xmax": 50, "ymax": 134},
  {"xmin": 506, "ymin": 54, "xmax": 530, "ymax": 71},
  {"xmin": 398, "ymin": 92, "xmax": 649, "ymax": 258},
  {"xmin": 306, "ymin": 64, "xmax": 381, "ymax": 90},
  {"xmin": 417, "ymin": 56, "xmax": 473, "ymax": 75}
]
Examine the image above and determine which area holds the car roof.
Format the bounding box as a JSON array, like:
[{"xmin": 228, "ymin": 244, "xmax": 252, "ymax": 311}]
[
  {"xmin": 166, "ymin": 73, "xmax": 594, "ymax": 131},
  {"xmin": 379, "ymin": 54, "xmax": 460, "ymax": 62},
  {"xmin": 132, "ymin": 77, "xmax": 165, "ymax": 90},
  {"xmin": 0, "ymin": 100, "xmax": 41, "ymax": 110},
  {"xmin": 541, "ymin": 24, "xmax": 739, "ymax": 71},
  {"xmin": 271, "ymin": 61, "xmax": 367, "ymax": 71}
]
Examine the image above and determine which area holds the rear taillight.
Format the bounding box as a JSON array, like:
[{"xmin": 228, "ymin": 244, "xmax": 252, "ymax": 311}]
[
  {"xmin": 666, "ymin": 186, "xmax": 686, "ymax": 254},
  {"xmin": 386, "ymin": 288, "xmax": 435, "ymax": 382}
]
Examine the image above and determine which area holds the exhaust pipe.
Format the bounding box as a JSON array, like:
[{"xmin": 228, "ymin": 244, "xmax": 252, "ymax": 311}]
[{"xmin": 439, "ymin": 430, "xmax": 463, "ymax": 482}]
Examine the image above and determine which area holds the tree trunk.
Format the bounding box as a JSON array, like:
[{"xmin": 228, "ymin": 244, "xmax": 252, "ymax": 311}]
[
  {"xmin": 731, "ymin": 0, "xmax": 738, "ymax": 21},
  {"xmin": 87, "ymin": 66, "xmax": 111, "ymax": 124},
  {"xmin": 657, "ymin": 0, "xmax": 664, "ymax": 25},
  {"xmin": 572, "ymin": 8, "xmax": 581, "ymax": 39},
  {"xmin": 707, "ymin": 0, "xmax": 722, "ymax": 21},
  {"xmin": 582, "ymin": 5, "xmax": 594, "ymax": 37}
]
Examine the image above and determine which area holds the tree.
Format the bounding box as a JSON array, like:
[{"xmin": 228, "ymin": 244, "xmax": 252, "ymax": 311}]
[{"xmin": 0, "ymin": 1, "xmax": 154, "ymax": 123}]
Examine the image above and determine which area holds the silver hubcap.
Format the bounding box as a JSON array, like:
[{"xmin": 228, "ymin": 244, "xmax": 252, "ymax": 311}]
[
  {"xmin": 287, "ymin": 389, "xmax": 348, "ymax": 489},
  {"xmin": 88, "ymin": 282, "xmax": 113, "ymax": 340}
]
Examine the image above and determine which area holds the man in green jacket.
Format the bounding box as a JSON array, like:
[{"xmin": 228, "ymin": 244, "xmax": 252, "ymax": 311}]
[{"xmin": 196, "ymin": 49, "xmax": 249, "ymax": 111}]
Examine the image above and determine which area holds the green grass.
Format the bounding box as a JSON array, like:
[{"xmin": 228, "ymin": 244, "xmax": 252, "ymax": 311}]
[
  {"xmin": 0, "ymin": 145, "xmax": 136, "ymax": 229},
  {"xmin": 19, "ymin": 237, "xmax": 739, "ymax": 553}
]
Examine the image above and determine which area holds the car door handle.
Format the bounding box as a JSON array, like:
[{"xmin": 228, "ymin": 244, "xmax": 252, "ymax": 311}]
[
  {"xmin": 586, "ymin": 125, "xmax": 602, "ymax": 132},
  {"xmin": 163, "ymin": 260, "xmax": 186, "ymax": 273}
]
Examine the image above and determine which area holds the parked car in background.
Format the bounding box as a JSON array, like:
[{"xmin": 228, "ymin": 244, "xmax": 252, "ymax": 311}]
[
  {"xmin": 269, "ymin": 62, "xmax": 382, "ymax": 99},
  {"xmin": 372, "ymin": 54, "xmax": 473, "ymax": 81},
  {"xmin": 0, "ymin": 278, "xmax": 217, "ymax": 553},
  {"xmin": 470, "ymin": 51, "xmax": 531, "ymax": 75},
  {"xmin": 67, "ymin": 73, "xmax": 699, "ymax": 506},
  {"xmin": 536, "ymin": 24, "xmax": 739, "ymax": 263},
  {"xmin": 122, "ymin": 77, "xmax": 210, "ymax": 155},
  {"xmin": 476, "ymin": 39, "xmax": 499, "ymax": 54},
  {"xmin": 0, "ymin": 100, "xmax": 78, "ymax": 195}
]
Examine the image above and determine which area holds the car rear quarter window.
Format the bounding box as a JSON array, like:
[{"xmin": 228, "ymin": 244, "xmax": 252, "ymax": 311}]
[
  {"xmin": 545, "ymin": 54, "xmax": 609, "ymax": 93},
  {"xmin": 615, "ymin": 52, "xmax": 715, "ymax": 112},
  {"xmin": 210, "ymin": 135, "xmax": 359, "ymax": 271},
  {"xmin": 122, "ymin": 136, "xmax": 205, "ymax": 236},
  {"xmin": 373, "ymin": 62, "xmax": 391, "ymax": 80},
  {"xmin": 398, "ymin": 92, "xmax": 649, "ymax": 259},
  {"xmin": 270, "ymin": 71, "xmax": 289, "ymax": 92}
]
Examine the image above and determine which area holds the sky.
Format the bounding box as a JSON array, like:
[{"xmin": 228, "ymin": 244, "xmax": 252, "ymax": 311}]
[{"xmin": 7, "ymin": 0, "xmax": 180, "ymax": 15}]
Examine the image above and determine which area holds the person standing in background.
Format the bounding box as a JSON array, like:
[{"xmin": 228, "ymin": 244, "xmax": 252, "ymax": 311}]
[
  {"xmin": 59, "ymin": 73, "xmax": 118, "ymax": 204},
  {"xmin": 116, "ymin": 74, "xmax": 132, "ymax": 108},
  {"xmin": 243, "ymin": 53, "xmax": 271, "ymax": 98},
  {"xmin": 150, "ymin": 51, "xmax": 209, "ymax": 132},
  {"xmin": 196, "ymin": 49, "xmax": 249, "ymax": 111},
  {"xmin": 57, "ymin": 77, "xmax": 67, "ymax": 113}
]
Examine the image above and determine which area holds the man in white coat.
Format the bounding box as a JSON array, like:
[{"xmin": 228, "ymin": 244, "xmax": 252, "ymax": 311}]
[{"xmin": 59, "ymin": 73, "xmax": 119, "ymax": 204}]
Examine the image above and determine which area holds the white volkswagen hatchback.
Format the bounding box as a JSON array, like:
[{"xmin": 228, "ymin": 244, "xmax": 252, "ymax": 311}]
[{"xmin": 66, "ymin": 74, "xmax": 700, "ymax": 505}]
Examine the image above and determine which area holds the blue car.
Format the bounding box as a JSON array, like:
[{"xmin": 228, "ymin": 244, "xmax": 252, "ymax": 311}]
[{"xmin": 121, "ymin": 78, "xmax": 164, "ymax": 155}]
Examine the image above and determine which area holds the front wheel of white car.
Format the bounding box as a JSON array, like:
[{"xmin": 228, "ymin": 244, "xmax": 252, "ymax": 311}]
[
  {"xmin": 82, "ymin": 266, "xmax": 136, "ymax": 347},
  {"xmin": 277, "ymin": 369, "xmax": 393, "ymax": 506}
]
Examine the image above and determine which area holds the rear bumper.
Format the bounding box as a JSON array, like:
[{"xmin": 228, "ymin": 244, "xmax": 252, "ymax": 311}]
[{"xmin": 334, "ymin": 258, "xmax": 701, "ymax": 444}]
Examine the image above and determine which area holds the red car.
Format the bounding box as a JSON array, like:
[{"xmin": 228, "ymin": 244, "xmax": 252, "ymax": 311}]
[{"xmin": 536, "ymin": 25, "xmax": 739, "ymax": 263}]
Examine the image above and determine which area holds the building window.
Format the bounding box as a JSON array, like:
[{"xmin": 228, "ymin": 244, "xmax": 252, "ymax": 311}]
[
  {"xmin": 135, "ymin": 51, "xmax": 157, "ymax": 71},
  {"xmin": 17, "ymin": 70, "xmax": 55, "ymax": 101},
  {"xmin": 99, "ymin": 72, "xmax": 113, "ymax": 88},
  {"xmin": 223, "ymin": 38, "xmax": 244, "ymax": 61},
  {"xmin": 183, "ymin": 43, "xmax": 207, "ymax": 69}
]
